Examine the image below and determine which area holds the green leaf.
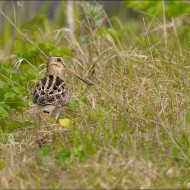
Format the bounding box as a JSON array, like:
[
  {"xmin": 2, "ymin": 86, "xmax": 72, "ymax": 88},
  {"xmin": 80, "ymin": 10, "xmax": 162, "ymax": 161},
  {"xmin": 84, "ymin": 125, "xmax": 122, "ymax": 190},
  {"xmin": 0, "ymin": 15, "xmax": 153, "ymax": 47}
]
[
  {"xmin": 0, "ymin": 107, "xmax": 9, "ymax": 118},
  {"xmin": 39, "ymin": 145, "xmax": 51, "ymax": 155},
  {"xmin": 73, "ymin": 145, "xmax": 85, "ymax": 159},
  {"xmin": 123, "ymin": 1, "xmax": 190, "ymax": 18},
  {"xmin": 0, "ymin": 81, "xmax": 6, "ymax": 88},
  {"xmin": 4, "ymin": 95, "xmax": 26, "ymax": 110},
  {"xmin": 89, "ymin": 108, "xmax": 106, "ymax": 118},
  {"xmin": 55, "ymin": 149, "xmax": 70, "ymax": 161},
  {"xmin": 67, "ymin": 101, "xmax": 77, "ymax": 108}
]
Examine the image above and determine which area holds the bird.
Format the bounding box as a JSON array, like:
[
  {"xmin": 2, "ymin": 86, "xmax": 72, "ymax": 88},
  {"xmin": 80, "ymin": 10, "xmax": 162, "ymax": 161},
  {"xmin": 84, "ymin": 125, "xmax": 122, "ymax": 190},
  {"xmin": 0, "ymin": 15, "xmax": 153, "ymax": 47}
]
[{"xmin": 32, "ymin": 56, "xmax": 92, "ymax": 121}]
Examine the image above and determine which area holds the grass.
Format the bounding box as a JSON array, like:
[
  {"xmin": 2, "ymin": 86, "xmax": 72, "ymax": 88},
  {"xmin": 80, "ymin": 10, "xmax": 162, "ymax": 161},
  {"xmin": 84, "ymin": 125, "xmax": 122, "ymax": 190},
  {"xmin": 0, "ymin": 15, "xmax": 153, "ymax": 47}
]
[{"xmin": 0, "ymin": 1, "xmax": 190, "ymax": 189}]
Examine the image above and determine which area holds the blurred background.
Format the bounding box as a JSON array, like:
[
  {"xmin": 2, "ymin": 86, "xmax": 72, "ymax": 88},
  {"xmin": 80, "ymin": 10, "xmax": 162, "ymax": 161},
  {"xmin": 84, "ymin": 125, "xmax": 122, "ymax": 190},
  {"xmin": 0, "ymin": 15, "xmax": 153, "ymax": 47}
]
[
  {"xmin": 0, "ymin": 1, "xmax": 136, "ymax": 25},
  {"xmin": 0, "ymin": 1, "xmax": 189, "ymax": 57},
  {"xmin": 1, "ymin": 1, "xmax": 190, "ymax": 47}
]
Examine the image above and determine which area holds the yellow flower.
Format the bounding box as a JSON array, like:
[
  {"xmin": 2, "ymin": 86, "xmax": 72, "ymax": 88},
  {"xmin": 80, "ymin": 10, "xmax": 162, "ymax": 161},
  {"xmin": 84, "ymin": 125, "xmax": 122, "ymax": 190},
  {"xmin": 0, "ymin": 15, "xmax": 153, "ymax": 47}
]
[{"xmin": 59, "ymin": 118, "xmax": 71, "ymax": 127}]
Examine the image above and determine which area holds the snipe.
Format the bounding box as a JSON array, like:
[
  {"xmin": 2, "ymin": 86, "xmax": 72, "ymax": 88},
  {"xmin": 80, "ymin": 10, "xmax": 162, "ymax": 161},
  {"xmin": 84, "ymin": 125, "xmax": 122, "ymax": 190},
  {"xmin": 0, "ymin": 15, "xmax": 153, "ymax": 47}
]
[{"xmin": 32, "ymin": 56, "xmax": 92, "ymax": 120}]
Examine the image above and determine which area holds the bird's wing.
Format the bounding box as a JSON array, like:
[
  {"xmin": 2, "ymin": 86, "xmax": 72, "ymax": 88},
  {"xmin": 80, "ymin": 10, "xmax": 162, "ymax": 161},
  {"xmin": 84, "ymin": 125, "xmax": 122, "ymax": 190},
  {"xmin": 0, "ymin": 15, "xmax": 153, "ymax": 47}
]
[{"xmin": 32, "ymin": 75, "xmax": 68, "ymax": 107}]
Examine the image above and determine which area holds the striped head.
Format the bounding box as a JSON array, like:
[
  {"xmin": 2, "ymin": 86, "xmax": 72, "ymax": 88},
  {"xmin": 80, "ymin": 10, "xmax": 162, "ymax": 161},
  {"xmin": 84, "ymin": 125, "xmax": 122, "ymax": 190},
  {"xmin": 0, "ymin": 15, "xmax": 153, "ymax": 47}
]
[{"xmin": 47, "ymin": 56, "xmax": 66, "ymax": 77}]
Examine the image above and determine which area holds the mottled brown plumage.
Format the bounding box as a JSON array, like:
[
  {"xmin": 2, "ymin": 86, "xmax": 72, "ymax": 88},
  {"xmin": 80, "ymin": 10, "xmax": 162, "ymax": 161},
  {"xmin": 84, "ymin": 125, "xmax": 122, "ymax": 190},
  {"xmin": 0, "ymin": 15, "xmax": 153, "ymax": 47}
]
[
  {"xmin": 32, "ymin": 56, "xmax": 68, "ymax": 119},
  {"xmin": 33, "ymin": 56, "xmax": 92, "ymax": 120}
]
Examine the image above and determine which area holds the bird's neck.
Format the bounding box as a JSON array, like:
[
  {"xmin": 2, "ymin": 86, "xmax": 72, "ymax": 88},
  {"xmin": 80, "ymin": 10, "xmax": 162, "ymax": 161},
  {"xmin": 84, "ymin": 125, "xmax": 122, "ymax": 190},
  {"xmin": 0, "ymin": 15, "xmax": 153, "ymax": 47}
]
[{"xmin": 46, "ymin": 68, "xmax": 63, "ymax": 79}]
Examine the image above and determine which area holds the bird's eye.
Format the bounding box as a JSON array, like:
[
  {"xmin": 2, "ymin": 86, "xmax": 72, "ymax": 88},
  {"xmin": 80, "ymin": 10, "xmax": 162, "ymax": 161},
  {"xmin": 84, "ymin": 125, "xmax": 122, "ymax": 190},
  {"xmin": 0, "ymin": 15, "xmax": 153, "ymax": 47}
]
[{"xmin": 57, "ymin": 58, "xmax": 61, "ymax": 62}]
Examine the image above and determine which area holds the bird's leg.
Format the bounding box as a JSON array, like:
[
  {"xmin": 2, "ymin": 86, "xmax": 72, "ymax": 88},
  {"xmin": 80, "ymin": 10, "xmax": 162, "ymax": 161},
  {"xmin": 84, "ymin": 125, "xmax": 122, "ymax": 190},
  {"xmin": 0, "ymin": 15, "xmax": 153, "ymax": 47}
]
[{"xmin": 54, "ymin": 107, "xmax": 62, "ymax": 123}]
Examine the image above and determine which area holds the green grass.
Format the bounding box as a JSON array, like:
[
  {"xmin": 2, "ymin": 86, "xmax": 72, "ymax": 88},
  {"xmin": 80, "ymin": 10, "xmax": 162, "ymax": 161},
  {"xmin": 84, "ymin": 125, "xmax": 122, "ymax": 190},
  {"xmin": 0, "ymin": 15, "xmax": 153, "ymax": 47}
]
[{"xmin": 0, "ymin": 1, "xmax": 190, "ymax": 189}]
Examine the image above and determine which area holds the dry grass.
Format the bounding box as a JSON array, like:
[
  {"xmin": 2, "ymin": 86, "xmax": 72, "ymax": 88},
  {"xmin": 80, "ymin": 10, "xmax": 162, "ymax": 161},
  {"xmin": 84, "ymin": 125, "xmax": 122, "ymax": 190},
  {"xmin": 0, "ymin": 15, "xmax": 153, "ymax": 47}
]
[{"xmin": 1, "ymin": 1, "xmax": 190, "ymax": 189}]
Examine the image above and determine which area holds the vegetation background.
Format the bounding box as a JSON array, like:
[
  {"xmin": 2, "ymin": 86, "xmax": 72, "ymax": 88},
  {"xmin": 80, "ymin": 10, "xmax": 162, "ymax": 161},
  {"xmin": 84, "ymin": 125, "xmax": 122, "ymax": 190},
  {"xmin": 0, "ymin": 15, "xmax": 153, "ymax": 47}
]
[{"xmin": 0, "ymin": 0, "xmax": 190, "ymax": 189}]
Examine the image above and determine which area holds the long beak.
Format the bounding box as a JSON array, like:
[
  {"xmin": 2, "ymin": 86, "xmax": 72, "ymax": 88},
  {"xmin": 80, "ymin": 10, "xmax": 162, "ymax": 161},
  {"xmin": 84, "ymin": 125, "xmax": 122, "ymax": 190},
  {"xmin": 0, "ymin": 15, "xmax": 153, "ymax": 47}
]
[{"xmin": 64, "ymin": 67, "xmax": 93, "ymax": 86}]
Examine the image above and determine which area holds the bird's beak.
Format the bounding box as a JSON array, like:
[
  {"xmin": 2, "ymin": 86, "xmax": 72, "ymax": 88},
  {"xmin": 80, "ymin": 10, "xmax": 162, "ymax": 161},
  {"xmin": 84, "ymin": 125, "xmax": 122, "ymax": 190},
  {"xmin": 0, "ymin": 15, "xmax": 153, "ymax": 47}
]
[{"xmin": 64, "ymin": 66, "xmax": 93, "ymax": 86}]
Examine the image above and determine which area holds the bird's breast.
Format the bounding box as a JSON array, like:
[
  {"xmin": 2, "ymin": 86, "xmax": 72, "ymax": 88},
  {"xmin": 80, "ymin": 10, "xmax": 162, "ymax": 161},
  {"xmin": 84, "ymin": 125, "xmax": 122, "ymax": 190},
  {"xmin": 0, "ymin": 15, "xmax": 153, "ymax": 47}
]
[{"xmin": 32, "ymin": 75, "xmax": 68, "ymax": 107}]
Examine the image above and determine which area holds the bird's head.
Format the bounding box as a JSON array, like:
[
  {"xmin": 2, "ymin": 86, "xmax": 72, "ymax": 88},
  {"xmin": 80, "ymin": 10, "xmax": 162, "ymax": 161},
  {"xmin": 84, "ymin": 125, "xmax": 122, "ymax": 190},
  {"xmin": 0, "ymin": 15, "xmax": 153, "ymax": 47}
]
[
  {"xmin": 47, "ymin": 56, "xmax": 93, "ymax": 86},
  {"xmin": 47, "ymin": 56, "xmax": 66, "ymax": 74}
]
